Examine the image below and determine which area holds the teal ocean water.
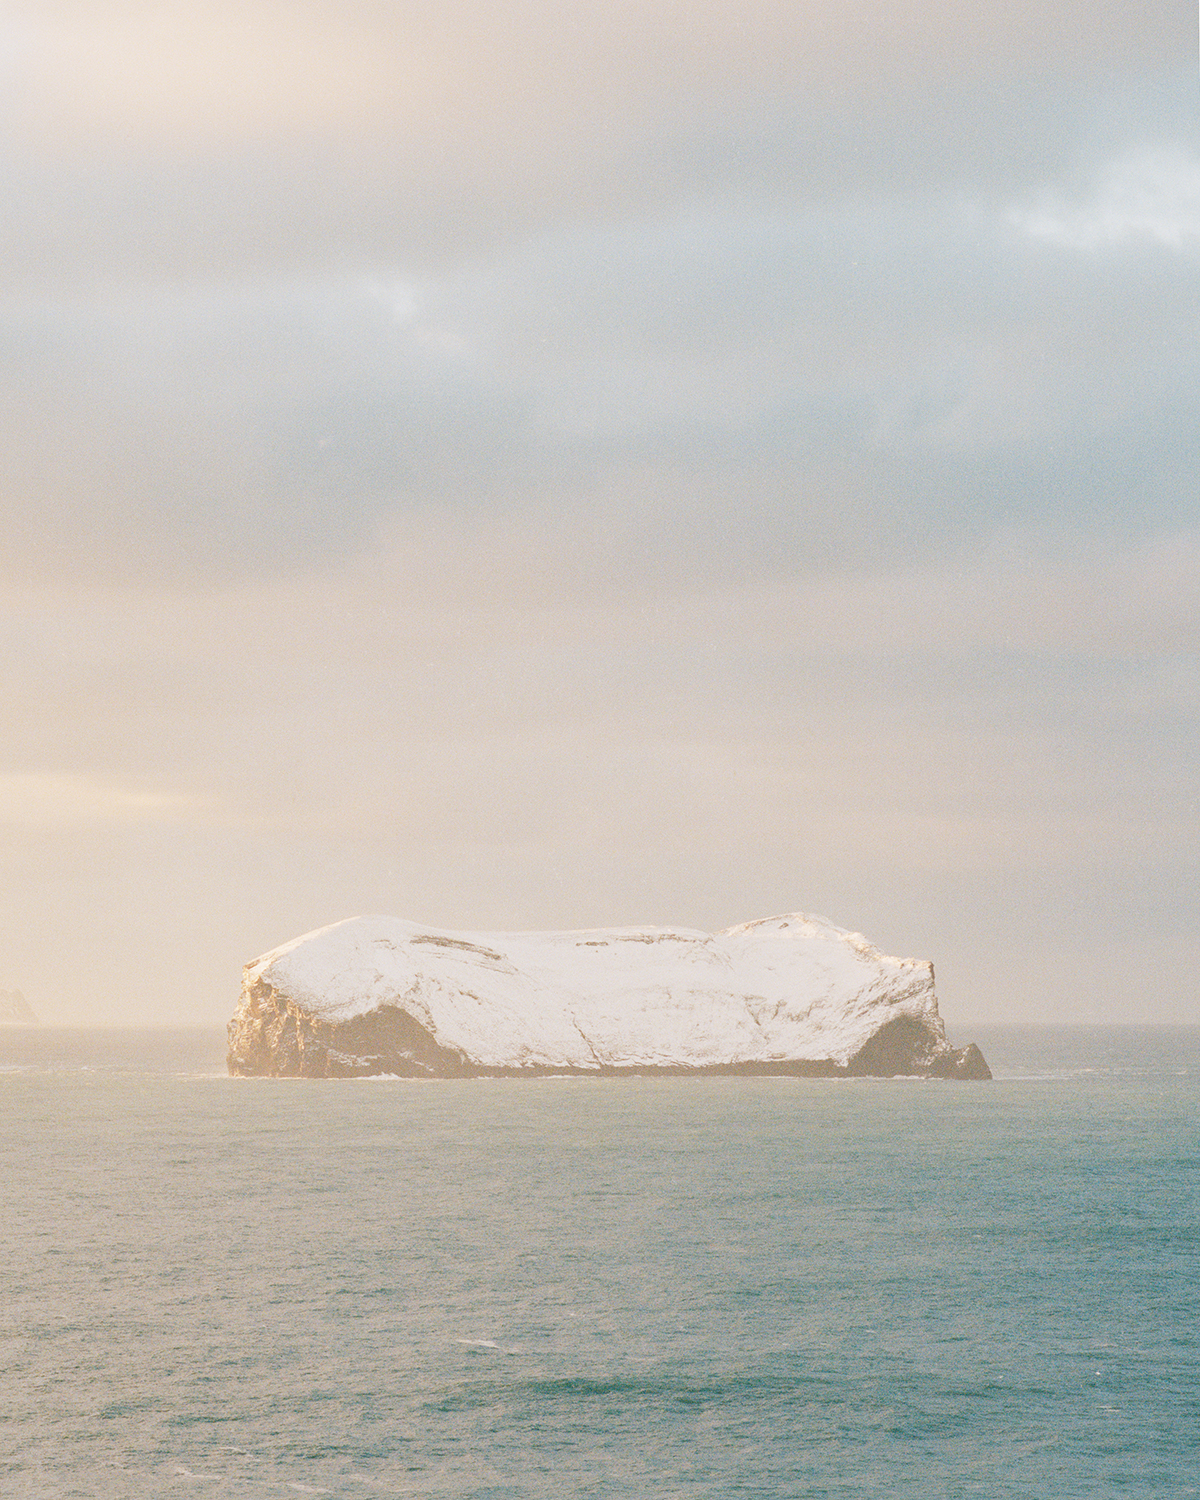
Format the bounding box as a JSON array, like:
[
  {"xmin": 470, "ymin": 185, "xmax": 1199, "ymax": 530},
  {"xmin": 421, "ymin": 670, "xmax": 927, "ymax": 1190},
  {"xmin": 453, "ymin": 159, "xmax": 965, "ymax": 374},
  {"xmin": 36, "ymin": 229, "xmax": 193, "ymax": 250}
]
[{"xmin": 2, "ymin": 1026, "xmax": 1197, "ymax": 1498}]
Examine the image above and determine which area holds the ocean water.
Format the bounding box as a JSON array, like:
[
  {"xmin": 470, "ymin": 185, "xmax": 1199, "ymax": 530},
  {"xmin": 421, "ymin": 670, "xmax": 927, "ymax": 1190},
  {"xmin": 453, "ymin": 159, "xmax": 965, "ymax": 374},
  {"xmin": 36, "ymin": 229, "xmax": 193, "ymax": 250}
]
[{"xmin": 1, "ymin": 1027, "xmax": 1197, "ymax": 1498}]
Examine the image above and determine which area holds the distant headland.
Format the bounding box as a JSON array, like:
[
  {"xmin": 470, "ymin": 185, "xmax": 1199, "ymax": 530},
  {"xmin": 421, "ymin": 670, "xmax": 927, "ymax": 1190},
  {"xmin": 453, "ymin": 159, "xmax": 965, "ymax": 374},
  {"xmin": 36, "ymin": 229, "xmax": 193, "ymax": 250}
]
[
  {"xmin": 227, "ymin": 913, "xmax": 991, "ymax": 1081},
  {"xmin": 0, "ymin": 990, "xmax": 38, "ymax": 1026}
]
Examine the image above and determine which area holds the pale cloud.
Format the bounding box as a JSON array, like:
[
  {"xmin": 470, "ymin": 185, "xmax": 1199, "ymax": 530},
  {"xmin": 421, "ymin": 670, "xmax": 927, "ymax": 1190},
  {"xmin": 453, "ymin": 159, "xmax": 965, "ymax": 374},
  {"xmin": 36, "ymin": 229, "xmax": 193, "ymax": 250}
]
[
  {"xmin": 9, "ymin": 4, "xmax": 444, "ymax": 152},
  {"xmin": 4, "ymin": 161, "xmax": 1197, "ymax": 588},
  {"xmin": 0, "ymin": 3, "xmax": 1196, "ymax": 1027},
  {"xmin": 1011, "ymin": 149, "xmax": 1200, "ymax": 250},
  {"xmin": 11, "ymin": 1, "xmax": 1179, "ymax": 158},
  {"xmin": 0, "ymin": 772, "xmax": 198, "ymax": 827},
  {"xmin": 366, "ymin": 279, "xmax": 419, "ymax": 328},
  {"xmin": 4, "ymin": 6, "xmax": 1193, "ymax": 291}
]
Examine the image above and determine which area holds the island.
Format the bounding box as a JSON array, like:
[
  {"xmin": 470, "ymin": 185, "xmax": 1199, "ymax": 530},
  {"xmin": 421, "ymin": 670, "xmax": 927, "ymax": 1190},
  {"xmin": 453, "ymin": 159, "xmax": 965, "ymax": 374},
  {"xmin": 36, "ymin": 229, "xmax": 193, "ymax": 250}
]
[
  {"xmin": 0, "ymin": 989, "xmax": 37, "ymax": 1025},
  {"xmin": 226, "ymin": 913, "xmax": 990, "ymax": 1080}
]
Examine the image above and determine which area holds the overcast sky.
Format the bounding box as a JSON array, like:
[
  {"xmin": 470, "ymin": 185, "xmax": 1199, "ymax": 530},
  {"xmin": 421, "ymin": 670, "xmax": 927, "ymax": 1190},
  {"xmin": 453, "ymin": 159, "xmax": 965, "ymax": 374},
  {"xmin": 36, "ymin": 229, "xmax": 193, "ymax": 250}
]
[{"xmin": 2, "ymin": 2, "xmax": 1197, "ymax": 1028}]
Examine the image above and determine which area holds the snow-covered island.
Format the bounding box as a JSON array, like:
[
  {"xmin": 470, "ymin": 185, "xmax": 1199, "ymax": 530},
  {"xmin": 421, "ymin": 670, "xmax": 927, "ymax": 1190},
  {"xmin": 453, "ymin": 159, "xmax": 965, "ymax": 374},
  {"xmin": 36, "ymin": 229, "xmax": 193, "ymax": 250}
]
[{"xmin": 227, "ymin": 913, "xmax": 990, "ymax": 1080}]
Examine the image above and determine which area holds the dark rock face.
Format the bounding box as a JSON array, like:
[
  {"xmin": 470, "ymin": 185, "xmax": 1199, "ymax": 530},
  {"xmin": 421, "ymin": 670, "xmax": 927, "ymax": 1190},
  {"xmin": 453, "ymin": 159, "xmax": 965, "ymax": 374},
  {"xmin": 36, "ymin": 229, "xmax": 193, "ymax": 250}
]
[
  {"xmin": 933, "ymin": 1042, "xmax": 992, "ymax": 1080},
  {"xmin": 844, "ymin": 1016, "xmax": 992, "ymax": 1080},
  {"xmin": 226, "ymin": 979, "xmax": 471, "ymax": 1079},
  {"xmin": 227, "ymin": 980, "xmax": 992, "ymax": 1082}
]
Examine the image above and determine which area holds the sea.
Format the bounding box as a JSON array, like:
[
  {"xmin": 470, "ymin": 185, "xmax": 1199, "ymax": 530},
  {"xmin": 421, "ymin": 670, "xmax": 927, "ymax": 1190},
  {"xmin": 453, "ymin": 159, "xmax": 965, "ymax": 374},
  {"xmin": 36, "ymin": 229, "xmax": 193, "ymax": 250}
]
[{"xmin": 1, "ymin": 1026, "xmax": 1197, "ymax": 1499}]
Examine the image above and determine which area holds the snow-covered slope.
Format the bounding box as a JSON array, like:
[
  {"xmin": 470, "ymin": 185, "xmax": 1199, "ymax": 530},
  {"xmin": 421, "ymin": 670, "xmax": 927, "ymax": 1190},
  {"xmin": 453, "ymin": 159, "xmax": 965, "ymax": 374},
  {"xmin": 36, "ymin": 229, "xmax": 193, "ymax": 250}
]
[{"xmin": 227, "ymin": 914, "xmax": 990, "ymax": 1079}]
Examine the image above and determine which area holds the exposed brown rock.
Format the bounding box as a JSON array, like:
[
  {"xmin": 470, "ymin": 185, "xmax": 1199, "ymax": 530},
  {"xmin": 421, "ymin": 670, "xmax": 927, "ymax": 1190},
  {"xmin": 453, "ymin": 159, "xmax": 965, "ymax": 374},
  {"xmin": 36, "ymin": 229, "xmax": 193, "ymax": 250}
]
[{"xmin": 228, "ymin": 980, "xmax": 991, "ymax": 1081}]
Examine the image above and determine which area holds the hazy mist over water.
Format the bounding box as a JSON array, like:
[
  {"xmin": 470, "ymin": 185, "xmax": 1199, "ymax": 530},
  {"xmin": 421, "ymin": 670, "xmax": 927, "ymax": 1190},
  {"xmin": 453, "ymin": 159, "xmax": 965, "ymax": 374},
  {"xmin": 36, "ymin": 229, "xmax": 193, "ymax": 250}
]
[{"xmin": 3, "ymin": 1027, "xmax": 1197, "ymax": 1498}]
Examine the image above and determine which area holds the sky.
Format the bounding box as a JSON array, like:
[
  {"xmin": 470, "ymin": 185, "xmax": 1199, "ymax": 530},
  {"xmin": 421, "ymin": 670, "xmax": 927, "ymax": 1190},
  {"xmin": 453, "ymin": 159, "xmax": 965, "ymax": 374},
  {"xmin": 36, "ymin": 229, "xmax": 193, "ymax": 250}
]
[{"xmin": 1, "ymin": 1, "xmax": 1197, "ymax": 1028}]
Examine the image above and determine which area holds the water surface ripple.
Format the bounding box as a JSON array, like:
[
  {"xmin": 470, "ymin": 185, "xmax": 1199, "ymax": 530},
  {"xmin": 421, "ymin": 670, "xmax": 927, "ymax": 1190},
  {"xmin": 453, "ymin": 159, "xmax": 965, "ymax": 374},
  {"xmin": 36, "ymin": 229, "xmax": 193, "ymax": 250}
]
[{"xmin": 2, "ymin": 1026, "xmax": 1197, "ymax": 1497}]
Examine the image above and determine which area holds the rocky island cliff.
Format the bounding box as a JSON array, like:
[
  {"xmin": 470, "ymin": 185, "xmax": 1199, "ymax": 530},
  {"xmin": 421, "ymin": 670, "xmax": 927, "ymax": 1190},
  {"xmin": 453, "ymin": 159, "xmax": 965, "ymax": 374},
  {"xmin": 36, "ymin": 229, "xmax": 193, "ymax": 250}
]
[{"xmin": 227, "ymin": 913, "xmax": 990, "ymax": 1080}]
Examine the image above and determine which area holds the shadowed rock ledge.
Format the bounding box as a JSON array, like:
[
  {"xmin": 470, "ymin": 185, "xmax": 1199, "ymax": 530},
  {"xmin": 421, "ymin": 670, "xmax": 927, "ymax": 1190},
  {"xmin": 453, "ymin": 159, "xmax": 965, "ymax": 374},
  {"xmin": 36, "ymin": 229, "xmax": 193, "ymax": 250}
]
[{"xmin": 227, "ymin": 914, "xmax": 991, "ymax": 1081}]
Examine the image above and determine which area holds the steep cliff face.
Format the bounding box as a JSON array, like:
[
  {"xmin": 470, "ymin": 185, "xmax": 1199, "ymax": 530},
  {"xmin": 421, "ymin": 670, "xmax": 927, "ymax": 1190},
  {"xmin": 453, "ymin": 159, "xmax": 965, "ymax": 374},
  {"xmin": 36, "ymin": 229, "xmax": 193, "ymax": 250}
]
[
  {"xmin": 227, "ymin": 913, "xmax": 991, "ymax": 1080},
  {"xmin": 228, "ymin": 977, "xmax": 473, "ymax": 1079}
]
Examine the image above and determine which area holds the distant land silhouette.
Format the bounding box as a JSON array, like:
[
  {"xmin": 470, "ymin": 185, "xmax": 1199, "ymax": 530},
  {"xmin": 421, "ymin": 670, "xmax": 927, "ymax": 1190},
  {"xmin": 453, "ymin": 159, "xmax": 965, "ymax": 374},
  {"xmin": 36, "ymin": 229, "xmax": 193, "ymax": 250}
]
[{"xmin": 0, "ymin": 989, "xmax": 38, "ymax": 1025}]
